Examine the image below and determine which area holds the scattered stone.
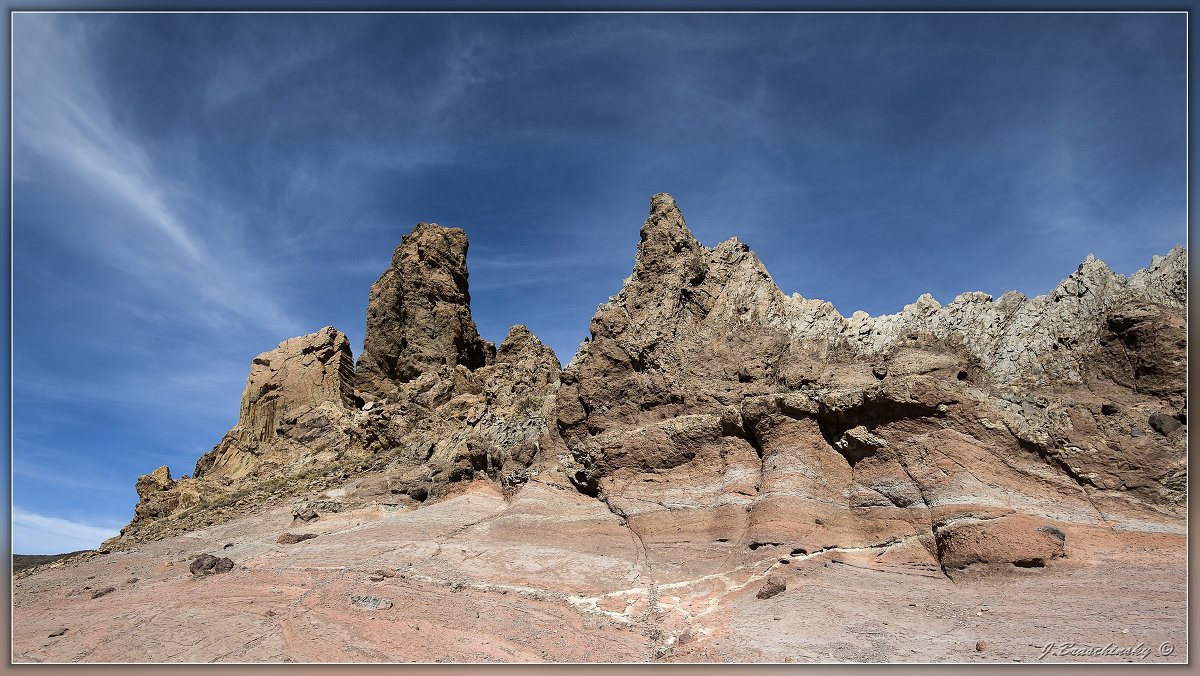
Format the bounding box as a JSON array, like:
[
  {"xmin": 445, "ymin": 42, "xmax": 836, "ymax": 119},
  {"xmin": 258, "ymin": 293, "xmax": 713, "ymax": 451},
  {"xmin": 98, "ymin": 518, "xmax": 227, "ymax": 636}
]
[
  {"xmin": 756, "ymin": 576, "xmax": 787, "ymax": 600},
  {"xmin": 90, "ymin": 587, "xmax": 115, "ymax": 599},
  {"xmin": 350, "ymin": 595, "xmax": 393, "ymax": 610},
  {"xmin": 125, "ymin": 578, "xmax": 138, "ymax": 584},
  {"xmin": 368, "ymin": 575, "xmax": 385, "ymax": 582},
  {"xmin": 277, "ymin": 533, "xmax": 318, "ymax": 545},
  {"xmin": 872, "ymin": 364, "xmax": 888, "ymax": 379},
  {"xmin": 189, "ymin": 554, "xmax": 235, "ymax": 576},
  {"xmin": 976, "ymin": 640, "xmax": 988, "ymax": 652},
  {"xmin": 48, "ymin": 628, "xmax": 68, "ymax": 638},
  {"xmin": 373, "ymin": 569, "xmax": 397, "ymax": 578},
  {"xmin": 223, "ymin": 543, "xmax": 234, "ymax": 549},
  {"xmin": 1149, "ymin": 412, "xmax": 1182, "ymax": 436}
]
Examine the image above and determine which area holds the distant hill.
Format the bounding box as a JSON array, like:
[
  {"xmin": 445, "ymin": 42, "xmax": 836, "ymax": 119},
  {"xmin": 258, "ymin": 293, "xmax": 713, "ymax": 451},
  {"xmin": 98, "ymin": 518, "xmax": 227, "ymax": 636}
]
[{"xmin": 13, "ymin": 551, "xmax": 92, "ymax": 573}]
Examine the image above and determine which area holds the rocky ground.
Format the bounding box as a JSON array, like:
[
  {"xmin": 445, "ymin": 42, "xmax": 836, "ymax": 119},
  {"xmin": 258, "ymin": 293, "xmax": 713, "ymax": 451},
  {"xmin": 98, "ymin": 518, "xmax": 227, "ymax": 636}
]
[{"xmin": 12, "ymin": 474, "xmax": 1186, "ymax": 664}]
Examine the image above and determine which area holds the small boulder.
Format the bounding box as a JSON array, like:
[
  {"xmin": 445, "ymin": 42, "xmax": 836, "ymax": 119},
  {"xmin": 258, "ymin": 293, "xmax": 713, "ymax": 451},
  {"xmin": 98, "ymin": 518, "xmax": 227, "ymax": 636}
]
[
  {"xmin": 277, "ymin": 533, "xmax": 318, "ymax": 545},
  {"xmin": 1149, "ymin": 412, "xmax": 1182, "ymax": 436},
  {"xmin": 756, "ymin": 575, "xmax": 787, "ymax": 600},
  {"xmin": 292, "ymin": 508, "xmax": 319, "ymax": 524},
  {"xmin": 976, "ymin": 640, "xmax": 988, "ymax": 652},
  {"xmin": 48, "ymin": 628, "xmax": 68, "ymax": 638},
  {"xmin": 190, "ymin": 554, "xmax": 235, "ymax": 576}
]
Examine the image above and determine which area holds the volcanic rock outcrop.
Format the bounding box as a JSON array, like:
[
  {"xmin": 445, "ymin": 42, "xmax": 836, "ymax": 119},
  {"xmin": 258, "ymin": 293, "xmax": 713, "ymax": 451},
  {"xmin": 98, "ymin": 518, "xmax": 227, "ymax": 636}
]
[
  {"xmin": 105, "ymin": 194, "xmax": 1186, "ymax": 584},
  {"xmin": 355, "ymin": 221, "xmax": 493, "ymax": 395}
]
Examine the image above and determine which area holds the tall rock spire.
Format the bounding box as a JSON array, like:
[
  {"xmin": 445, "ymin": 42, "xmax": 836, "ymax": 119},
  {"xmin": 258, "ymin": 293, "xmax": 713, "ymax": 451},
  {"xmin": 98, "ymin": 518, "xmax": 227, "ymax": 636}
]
[{"xmin": 355, "ymin": 222, "xmax": 493, "ymax": 397}]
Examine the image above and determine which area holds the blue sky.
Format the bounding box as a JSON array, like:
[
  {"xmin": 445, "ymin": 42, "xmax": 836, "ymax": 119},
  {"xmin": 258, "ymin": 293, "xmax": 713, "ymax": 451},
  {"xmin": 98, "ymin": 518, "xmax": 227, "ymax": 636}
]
[{"xmin": 11, "ymin": 12, "xmax": 1186, "ymax": 553}]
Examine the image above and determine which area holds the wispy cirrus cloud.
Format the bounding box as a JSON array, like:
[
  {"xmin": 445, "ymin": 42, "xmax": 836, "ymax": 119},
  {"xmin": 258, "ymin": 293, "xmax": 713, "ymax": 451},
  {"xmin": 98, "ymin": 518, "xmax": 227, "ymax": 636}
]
[
  {"xmin": 12, "ymin": 507, "xmax": 124, "ymax": 555},
  {"xmin": 14, "ymin": 14, "xmax": 299, "ymax": 338}
]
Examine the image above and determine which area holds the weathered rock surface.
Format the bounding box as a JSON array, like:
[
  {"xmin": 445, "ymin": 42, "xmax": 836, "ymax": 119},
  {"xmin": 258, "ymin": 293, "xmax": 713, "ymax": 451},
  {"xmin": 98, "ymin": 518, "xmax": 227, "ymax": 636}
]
[
  {"xmin": 14, "ymin": 482, "xmax": 1186, "ymax": 663},
  {"xmin": 104, "ymin": 222, "xmax": 561, "ymax": 551},
  {"xmin": 350, "ymin": 595, "xmax": 393, "ymax": 610},
  {"xmin": 70, "ymin": 193, "xmax": 1185, "ymax": 663},
  {"xmin": 195, "ymin": 326, "xmax": 357, "ymax": 481},
  {"xmin": 355, "ymin": 222, "xmax": 493, "ymax": 396},
  {"xmin": 554, "ymin": 193, "xmax": 1185, "ymax": 579}
]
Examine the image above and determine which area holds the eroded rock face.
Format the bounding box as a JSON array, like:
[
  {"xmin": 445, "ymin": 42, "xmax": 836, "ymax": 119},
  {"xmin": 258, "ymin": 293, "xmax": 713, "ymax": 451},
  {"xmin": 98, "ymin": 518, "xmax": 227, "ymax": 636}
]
[
  {"xmin": 554, "ymin": 193, "xmax": 1186, "ymax": 576},
  {"xmin": 194, "ymin": 326, "xmax": 357, "ymax": 481},
  {"xmin": 109, "ymin": 224, "xmax": 561, "ymax": 550},
  {"xmin": 355, "ymin": 222, "xmax": 493, "ymax": 397},
  {"xmin": 354, "ymin": 322, "xmax": 561, "ymax": 504},
  {"xmin": 110, "ymin": 193, "xmax": 1185, "ymax": 586}
]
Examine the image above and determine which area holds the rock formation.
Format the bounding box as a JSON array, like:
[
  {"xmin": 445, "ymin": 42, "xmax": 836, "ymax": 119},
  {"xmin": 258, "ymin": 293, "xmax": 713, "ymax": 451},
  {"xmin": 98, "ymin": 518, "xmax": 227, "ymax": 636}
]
[
  {"xmin": 104, "ymin": 194, "xmax": 1186, "ymax": 586},
  {"xmin": 104, "ymin": 221, "xmax": 561, "ymax": 548},
  {"xmin": 194, "ymin": 326, "xmax": 357, "ymax": 481},
  {"xmin": 355, "ymin": 222, "xmax": 493, "ymax": 396}
]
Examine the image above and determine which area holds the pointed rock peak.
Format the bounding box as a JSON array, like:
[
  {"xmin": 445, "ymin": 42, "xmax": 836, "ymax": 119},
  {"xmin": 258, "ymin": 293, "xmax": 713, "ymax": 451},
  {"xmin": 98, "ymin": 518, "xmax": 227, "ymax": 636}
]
[
  {"xmin": 1069, "ymin": 253, "xmax": 1117, "ymax": 288},
  {"xmin": 500, "ymin": 323, "xmax": 537, "ymax": 345},
  {"xmin": 357, "ymin": 220, "xmax": 489, "ymax": 395},
  {"xmin": 905, "ymin": 293, "xmax": 942, "ymax": 315},
  {"xmin": 392, "ymin": 221, "xmax": 470, "ymax": 271},
  {"xmin": 634, "ymin": 193, "xmax": 703, "ymax": 279},
  {"xmin": 496, "ymin": 324, "xmax": 559, "ymax": 367},
  {"xmin": 497, "ymin": 324, "xmax": 541, "ymax": 356},
  {"xmin": 1076, "ymin": 252, "xmax": 1110, "ymax": 273},
  {"xmin": 641, "ymin": 192, "xmax": 694, "ymax": 242},
  {"xmin": 135, "ymin": 466, "xmax": 174, "ymax": 497},
  {"xmin": 649, "ymin": 192, "xmax": 678, "ymax": 216}
]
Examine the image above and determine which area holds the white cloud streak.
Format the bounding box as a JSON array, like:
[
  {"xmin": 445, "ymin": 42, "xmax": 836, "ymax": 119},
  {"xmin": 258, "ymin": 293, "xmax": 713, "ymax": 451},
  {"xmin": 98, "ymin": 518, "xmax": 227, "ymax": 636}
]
[
  {"xmin": 12, "ymin": 507, "xmax": 122, "ymax": 554},
  {"xmin": 13, "ymin": 14, "xmax": 299, "ymax": 337}
]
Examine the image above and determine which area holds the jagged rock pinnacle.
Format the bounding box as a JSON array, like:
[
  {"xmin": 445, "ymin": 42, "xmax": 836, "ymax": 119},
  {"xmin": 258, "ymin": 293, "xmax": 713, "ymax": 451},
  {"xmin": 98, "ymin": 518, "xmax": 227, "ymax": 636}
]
[{"xmin": 355, "ymin": 221, "xmax": 493, "ymax": 396}]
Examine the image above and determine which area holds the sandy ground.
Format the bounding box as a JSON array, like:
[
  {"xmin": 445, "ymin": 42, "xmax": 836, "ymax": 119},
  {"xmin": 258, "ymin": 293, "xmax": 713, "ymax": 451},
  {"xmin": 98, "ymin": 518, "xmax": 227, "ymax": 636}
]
[{"xmin": 11, "ymin": 480, "xmax": 1187, "ymax": 664}]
